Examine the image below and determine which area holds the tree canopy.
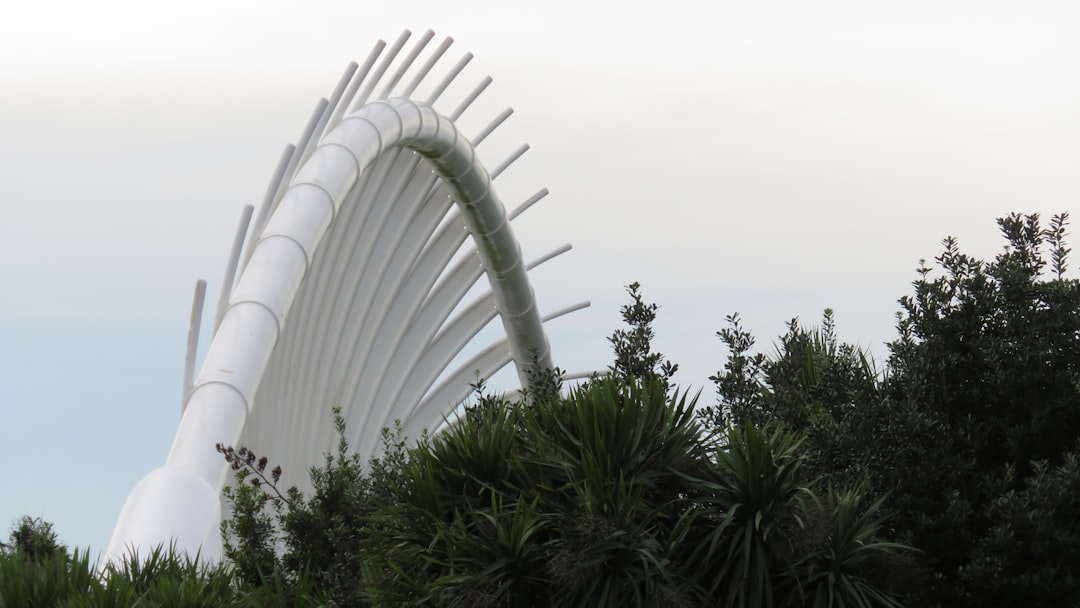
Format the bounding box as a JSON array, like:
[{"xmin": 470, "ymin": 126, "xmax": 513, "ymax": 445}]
[{"xmin": 706, "ymin": 212, "xmax": 1080, "ymax": 606}]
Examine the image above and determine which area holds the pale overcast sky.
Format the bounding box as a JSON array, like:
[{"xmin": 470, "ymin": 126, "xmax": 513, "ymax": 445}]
[{"xmin": 1, "ymin": 1, "xmax": 1078, "ymax": 556}]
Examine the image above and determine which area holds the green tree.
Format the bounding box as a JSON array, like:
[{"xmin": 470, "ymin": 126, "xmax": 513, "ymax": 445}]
[
  {"xmin": 703, "ymin": 309, "xmax": 886, "ymax": 490},
  {"xmin": 2, "ymin": 516, "xmax": 67, "ymax": 562},
  {"xmin": 710, "ymin": 212, "xmax": 1080, "ymax": 606},
  {"xmin": 886, "ymin": 212, "xmax": 1080, "ymax": 604},
  {"xmin": 608, "ymin": 282, "xmax": 678, "ymax": 391},
  {"xmin": 961, "ymin": 447, "xmax": 1080, "ymax": 604},
  {"xmin": 219, "ymin": 409, "xmax": 410, "ymax": 606}
]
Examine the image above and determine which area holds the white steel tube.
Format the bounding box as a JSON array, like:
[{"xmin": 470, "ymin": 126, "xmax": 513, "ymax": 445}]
[
  {"xmin": 329, "ymin": 42, "xmax": 386, "ymax": 129},
  {"xmin": 182, "ymin": 279, "xmax": 207, "ymax": 414},
  {"xmin": 214, "ymin": 205, "xmax": 254, "ymax": 330}
]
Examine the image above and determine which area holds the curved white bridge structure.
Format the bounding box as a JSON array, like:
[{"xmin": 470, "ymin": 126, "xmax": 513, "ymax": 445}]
[{"xmin": 107, "ymin": 30, "xmax": 587, "ymax": 562}]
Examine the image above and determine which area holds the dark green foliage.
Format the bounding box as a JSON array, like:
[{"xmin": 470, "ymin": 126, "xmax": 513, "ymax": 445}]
[
  {"xmin": 890, "ymin": 213, "xmax": 1080, "ymax": 470},
  {"xmin": 710, "ymin": 213, "xmax": 1080, "ymax": 606},
  {"xmin": 0, "ymin": 541, "xmax": 237, "ymax": 607},
  {"xmin": 608, "ymin": 282, "xmax": 678, "ymax": 390},
  {"xmin": 0, "ymin": 548, "xmax": 86, "ymax": 608},
  {"xmin": 688, "ymin": 423, "xmax": 810, "ymax": 608},
  {"xmin": 277, "ymin": 416, "xmax": 374, "ymax": 605},
  {"xmin": 101, "ymin": 545, "xmax": 236, "ymax": 607},
  {"xmin": 374, "ymin": 377, "xmax": 710, "ymax": 607},
  {"xmin": 370, "ymin": 377, "xmax": 906, "ymax": 607},
  {"xmin": 219, "ymin": 407, "xmax": 410, "ymax": 606},
  {"xmin": 791, "ymin": 487, "xmax": 909, "ymax": 608},
  {"xmin": 219, "ymin": 456, "xmax": 279, "ymax": 587},
  {"xmin": 522, "ymin": 351, "xmax": 566, "ymax": 403},
  {"xmin": 887, "ymin": 212, "xmax": 1080, "ymax": 604},
  {"xmin": 707, "ymin": 309, "xmax": 883, "ymax": 431},
  {"xmin": 704, "ymin": 310, "xmax": 886, "ymax": 490},
  {"xmin": 960, "ymin": 448, "xmax": 1080, "ymax": 604},
  {"xmin": 702, "ymin": 313, "xmax": 768, "ymax": 430},
  {"xmin": 3, "ymin": 516, "xmax": 67, "ymax": 562}
]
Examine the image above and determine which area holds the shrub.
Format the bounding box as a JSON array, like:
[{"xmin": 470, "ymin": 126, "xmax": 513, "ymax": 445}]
[{"xmin": 709, "ymin": 213, "xmax": 1080, "ymax": 606}]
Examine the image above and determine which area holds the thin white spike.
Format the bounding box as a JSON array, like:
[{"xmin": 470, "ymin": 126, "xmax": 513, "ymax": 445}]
[
  {"xmin": 525, "ymin": 243, "xmax": 572, "ymax": 270},
  {"xmin": 472, "ymin": 108, "xmax": 513, "ymax": 146},
  {"xmin": 215, "ymin": 205, "xmax": 254, "ymax": 330},
  {"xmin": 378, "ymin": 29, "xmax": 435, "ymax": 100},
  {"xmin": 329, "ymin": 40, "xmax": 386, "ymax": 127},
  {"xmin": 403, "ymin": 37, "xmax": 454, "ymax": 98},
  {"xmin": 491, "ymin": 143, "xmax": 529, "ymax": 179},
  {"xmin": 541, "ymin": 300, "xmax": 591, "ymax": 321},
  {"xmin": 243, "ymin": 144, "xmax": 295, "ymax": 267},
  {"xmin": 271, "ymin": 98, "xmax": 330, "ymax": 216},
  {"xmin": 563, "ymin": 370, "xmax": 603, "ymax": 381},
  {"xmin": 508, "ymin": 188, "xmax": 549, "ymax": 221},
  {"xmin": 353, "ymin": 30, "xmax": 412, "ymax": 110},
  {"xmin": 290, "ymin": 97, "xmax": 330, "ymax": 175},
  {"xmin": 427, "ymin": 53, "xmax": 472, "ymax": 107},
  {"xmin": 306, "ymin": 61, "xmax": 359, "ymax": 151},
  {"xmin": 182, "ymin": 279, "xmax": 207, "ymax": 415},
  {"xmin": 449, "ymin": 75, "xmax": 491, "ymax": 121}
]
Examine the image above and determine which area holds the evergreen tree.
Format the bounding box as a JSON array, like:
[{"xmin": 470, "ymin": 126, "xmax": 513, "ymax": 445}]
[{"xmin": 709, "ymin": 213, "xmax": 1080, "ymax": 606}]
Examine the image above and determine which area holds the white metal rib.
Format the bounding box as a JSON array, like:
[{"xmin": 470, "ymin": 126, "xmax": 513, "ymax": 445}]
[
  {"xmin": 214, "ymin": 205, "xmax": 254, "ymax": 330},
  {"xmin": 352, "ymin": 30, "xmax": 411, "ymax": 111},
  {"xmin": 327, "ymin": 41, "xmax": 386, "ymax": 129},
  {"xmin": 182, "ymin": 279, "xmax": 207, "ymax": 413}
]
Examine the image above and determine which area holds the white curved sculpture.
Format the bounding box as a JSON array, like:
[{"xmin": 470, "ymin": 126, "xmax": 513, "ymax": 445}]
[{"xmin": 107, "ymin": 30, "xmax": 587, "ymax": 562}]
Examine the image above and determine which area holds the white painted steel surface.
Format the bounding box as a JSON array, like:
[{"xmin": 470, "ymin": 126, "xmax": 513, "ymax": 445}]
[{"xmin": 106, "ymin": 30, "xmax": 586, "ymax": 562}]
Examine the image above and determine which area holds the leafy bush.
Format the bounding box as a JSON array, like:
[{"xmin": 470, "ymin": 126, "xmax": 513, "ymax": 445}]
[
  {"xmin": 961, "ymin": 448, "xmax": 1080, "ymax": 604},
  {"xmin": 367, "ymin": 377, "xmax": 704, "ymax": 606},
  {"xmin": 3, "ymin": 516, "xmax": 67, "ymax": 562},
  {"xmin": 219, "ymin": 410, "xmax": 410, "ymax": 606},
  {"xmin": 709, "ymin": 213, "xmax": 1080, "ymax": 606},
  {"xmin": 608, "ymin": 282, "xmax": 679, "ymax": 391},
  {"xmin": 365, "ymin": 376, "xmax": 907, "ymax": 607}
]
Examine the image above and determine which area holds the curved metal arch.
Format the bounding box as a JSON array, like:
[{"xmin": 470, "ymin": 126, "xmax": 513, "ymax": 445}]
[{"xmin": 106, "ymin": 31, "xmax": 585, "ymax": 562}]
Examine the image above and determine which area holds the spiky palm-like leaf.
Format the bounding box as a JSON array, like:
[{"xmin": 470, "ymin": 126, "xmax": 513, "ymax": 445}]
[
  {"xmin": 787, "ymin": 487, "xmax": 909, "ymax": 608},
  {"xmin": 682, "ymin": 422, "xmax": 809, "ymax": 608}
]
